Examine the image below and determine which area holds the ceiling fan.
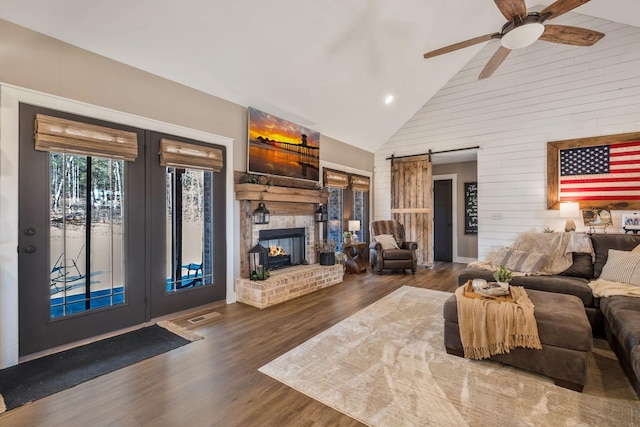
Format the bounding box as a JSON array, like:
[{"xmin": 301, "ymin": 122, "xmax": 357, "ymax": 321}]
[{"xmin": 423, "ymin": 0, "xmax": 605, "ymax": 79}]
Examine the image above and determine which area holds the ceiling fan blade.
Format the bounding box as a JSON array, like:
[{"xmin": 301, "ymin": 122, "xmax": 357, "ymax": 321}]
[
  {"xmin": 479, "ymin": 46, "xmax": 511, "ymax": 79},
  {"xmin": 541, "ymin": 0, "xmax": 590, "ymax": 21},
  {"xmin": 423, "ymin": 33, "xmax": 500, "ymax": 59},
  {"xmin": 493, "ymin": 0, "xmax": 527, "ymax": 20},
  {"xmin": 539, "ymin": 25, "xmax": 604, "ymax": 46}
]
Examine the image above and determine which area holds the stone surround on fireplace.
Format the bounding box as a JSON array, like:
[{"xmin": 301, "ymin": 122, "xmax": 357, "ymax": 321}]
[{"xmin": 234, "ymin": 181, "xmax": 343, "ymax": 308}]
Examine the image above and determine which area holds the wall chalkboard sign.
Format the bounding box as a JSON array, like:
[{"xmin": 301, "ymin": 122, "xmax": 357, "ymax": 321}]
[{"xmin": 464, "ymin": 182, "xmax": 478, "ymax": 234}]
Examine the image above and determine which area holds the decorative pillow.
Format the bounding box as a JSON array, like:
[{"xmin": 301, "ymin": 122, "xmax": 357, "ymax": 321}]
[
  {"xmin": 599, "ymin": 249, "xmax": 640, "ymax": 286},
  {"xmin": 559, "ymin": 252, "xmax": 594, "ymax": 279},
  {"xmin": 492, "ymin": 247, "xmax": 547, "ymax": 274},
  {"xmin": 633, "ymin": 244, "xmax": 640, "ymax": 254},
  {"xmin": 374, "ymin": 234, "xmax": 399, "ymax": 250}
]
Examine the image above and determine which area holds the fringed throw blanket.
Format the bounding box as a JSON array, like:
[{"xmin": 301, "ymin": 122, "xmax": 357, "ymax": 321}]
[{"xmin": 455, "ymin": 286, "xmax": 542, "ymax": 360}]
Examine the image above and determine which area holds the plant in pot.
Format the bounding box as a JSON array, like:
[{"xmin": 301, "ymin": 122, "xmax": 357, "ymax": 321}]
[
  {"xmin": 342, "ymin": 231, "xmax": 352, "ymax": 244},
  {"xmin": 493, "ymin": 266, "xmax": 512, "ymax": 289},
  {"xmin": 315, "ymin": 240, "xmax": 337, "ymax": 265}
]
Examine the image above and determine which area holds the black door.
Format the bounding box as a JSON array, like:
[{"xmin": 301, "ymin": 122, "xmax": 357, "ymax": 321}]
[
  {"xmin": 18, "ymin": 105, "xmax": 227, "ymax": 356},
  {"xmin": 147, "ymin": 131, "xmax": 227, "ymax": 318},
  {"xmin": 18, "ymin": 104, "xmax": 147, "ymax": 356},
  {"xmin": 434, "ymin": 179, "xmax": 453, "ymax": 262}
]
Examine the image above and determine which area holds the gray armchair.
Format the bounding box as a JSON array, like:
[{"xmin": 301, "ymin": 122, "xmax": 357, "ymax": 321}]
[{"xmin": 369, "ymin": 220, "xmax": 418, "ymax": 274}]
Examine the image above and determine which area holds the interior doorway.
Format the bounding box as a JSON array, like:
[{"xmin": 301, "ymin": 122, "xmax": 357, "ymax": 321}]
[{"xmin": 433, "ymin": 179, "xmax": 453, "ymax": 262}]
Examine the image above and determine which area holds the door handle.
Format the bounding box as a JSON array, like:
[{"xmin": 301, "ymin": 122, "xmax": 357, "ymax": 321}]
[{"xmin": 23, "ymin": 245, "xmax": 36, "ymax": 254}]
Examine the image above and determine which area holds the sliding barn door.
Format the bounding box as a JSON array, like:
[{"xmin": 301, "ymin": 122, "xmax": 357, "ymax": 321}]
[{"xmin": 391, "ymin": 155, "xmax": 433, "ymax": 268}]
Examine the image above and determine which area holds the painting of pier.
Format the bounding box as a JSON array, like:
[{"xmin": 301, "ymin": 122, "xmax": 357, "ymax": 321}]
[{"xmin": 248, "ymin": 107, "xmax": 320, "ymax": 181}]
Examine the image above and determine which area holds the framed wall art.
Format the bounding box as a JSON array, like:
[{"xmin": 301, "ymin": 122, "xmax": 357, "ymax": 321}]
[
  {"xmin": 247, "ymin": 107, "xmax": 320, "ymax": 182},
  {"xmin": 464, "ymin": 182, "xmax": 478, "ymax": 234},
  {"xmin": 547, "ymin": 131, "xmax": 640, "ymax": 210}
]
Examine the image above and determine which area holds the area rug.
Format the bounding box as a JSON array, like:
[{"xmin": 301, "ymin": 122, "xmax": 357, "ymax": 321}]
[
  {"xmin": 0, "ymin": 322, "xmax": 201, "ymax": 413},
  {"xmin": 259, "ymin": 286, "xmax": 640, "ymax": 426}
]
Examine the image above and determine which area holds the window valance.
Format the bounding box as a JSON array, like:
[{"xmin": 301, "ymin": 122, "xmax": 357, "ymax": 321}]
[
  {"xmin": 351, "ymin": 175, "xmax": 370, "ymax": 192},
  {"xmin": 159, "ymin": 139, "xmax": 224, "ymax": 172},
  {"xmin": 34, "ymin": 114, "xmax": 138, "ymax": 161},
  {"xmin": 324, "ymin": 169, "xmax": 349, "ymax": 189}
]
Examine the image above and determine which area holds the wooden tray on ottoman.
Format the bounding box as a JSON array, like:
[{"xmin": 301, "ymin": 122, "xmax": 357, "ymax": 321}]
[{"xmin": 463, "ymin": 280, "xmax": 514, "ymax": 303}]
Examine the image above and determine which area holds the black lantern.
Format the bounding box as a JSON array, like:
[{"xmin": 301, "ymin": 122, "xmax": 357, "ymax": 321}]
[
  {"xmin": 252, "ymin": 202, "xmax": 270, "ymax": 224},
  {"xmin": 315, "ymin": 204, "xmax": 328, "ymax": 222},
  {"xmin": 249, "ymin": 243, "xmax": 270, "ymax": 280}
]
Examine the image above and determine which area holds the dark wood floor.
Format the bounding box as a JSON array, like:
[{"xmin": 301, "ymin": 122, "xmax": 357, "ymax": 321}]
[{"xmin": 0, "ymin": 262, "xmax": 465, "ymax": 427}]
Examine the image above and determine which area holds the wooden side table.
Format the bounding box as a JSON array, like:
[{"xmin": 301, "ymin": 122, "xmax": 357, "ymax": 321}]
[{"xmin": 343, "ymin": 242, "xmax": 367, "ymax": 274}]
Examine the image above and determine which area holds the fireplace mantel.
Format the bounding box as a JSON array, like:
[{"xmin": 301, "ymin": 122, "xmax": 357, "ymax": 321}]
[{"xmin": 234, "ymin": 183, "xmax": 328, "ymax": 204}]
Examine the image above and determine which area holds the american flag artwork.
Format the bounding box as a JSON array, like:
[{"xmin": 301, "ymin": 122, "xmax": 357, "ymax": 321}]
[{"xmin": 559, "ymin": 140, "xmax": 640, "ymax": 202}]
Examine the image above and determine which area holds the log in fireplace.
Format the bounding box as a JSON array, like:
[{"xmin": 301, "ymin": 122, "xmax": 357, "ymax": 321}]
[{"xmin": 258, "ymin": 228, "xmax": 306, "ymax": 270}]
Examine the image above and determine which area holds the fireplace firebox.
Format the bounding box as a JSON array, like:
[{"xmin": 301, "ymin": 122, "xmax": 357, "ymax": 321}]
[{"xmin": 258, "ymin": 228, "xmax": 306, "ymax": 270}]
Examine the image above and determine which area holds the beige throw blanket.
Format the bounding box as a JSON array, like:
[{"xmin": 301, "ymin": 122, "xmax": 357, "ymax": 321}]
[
  {"xmin": 589, "ymin": 278, "xmax": 640, "ymax": 298},
  {"xmin": 455, "ymin": 286, "xmax": 542, "ymax": 360},
  {"xmin": 512, "ymin": 232, "xmax": 593, "ymax": 275},
  {"xmin": 468, "ymin": 232, "xmax": 595, "ymax": 276}
]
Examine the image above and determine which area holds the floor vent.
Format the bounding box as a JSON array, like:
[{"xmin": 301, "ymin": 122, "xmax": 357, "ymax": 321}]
[{"xmin": 187, "ymin": 311, "xmax": 221, "ymax": 324}]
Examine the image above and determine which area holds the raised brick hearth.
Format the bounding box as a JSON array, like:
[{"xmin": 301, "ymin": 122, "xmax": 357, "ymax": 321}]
[
  {"xmin": 235, "ymin": 264, "xmax": 343, "ymax": 309},
  {"xmin": 234, "ymin": 179, "xmax": 343, "ymax": 308}
]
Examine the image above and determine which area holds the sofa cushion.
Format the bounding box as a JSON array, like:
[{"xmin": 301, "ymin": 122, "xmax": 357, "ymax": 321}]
[
  {"xmin": 382, "ymin": 248, "xmax": 412, "ymax": 260},
  {"xmin": 373, "ymin": 234, "xmax": 399, "ymax": 250},
  {"xmin": 600, "ymin": 296, "xmax": 640, "ymax": 355},
  {"xmin": 599, "ymin": 249, "xmax": 640, "ymax": 286},
  {"xmin": 592, "ymin": 234, "xmax": 640, "ymax": 278},
  {"xmin": 559, "ymin": 252, "xmax": 594, "ymax": 279},
  {"xmin": 457, "ymin": 268, "xmax": 593, "ymax": 307},
  {"xmin": 491, "ymin": 248, "xmax": 547, "ymax": 274}
]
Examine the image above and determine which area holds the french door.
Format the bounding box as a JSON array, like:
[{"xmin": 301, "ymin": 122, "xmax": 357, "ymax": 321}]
[{"xmin": 18, "ymin": 104, "xmax": 226, "ymax": 356}]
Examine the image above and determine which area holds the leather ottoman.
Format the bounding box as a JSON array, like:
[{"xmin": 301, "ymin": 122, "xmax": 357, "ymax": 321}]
[{"xmin": 443, "ymin": 288, "xmax": 593, "ymax": 391}]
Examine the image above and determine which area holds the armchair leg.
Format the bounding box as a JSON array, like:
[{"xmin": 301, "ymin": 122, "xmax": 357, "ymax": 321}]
[
  {"xmin": 377, "ymin": 269, "xmax": 382, "ymax": 275},
  {"xmin": 411, "ymin": 269, "xmax": 415, "ymax": 275}
]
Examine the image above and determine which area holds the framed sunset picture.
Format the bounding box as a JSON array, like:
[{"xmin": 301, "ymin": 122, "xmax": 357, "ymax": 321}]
[{"xmin": 247, "ymin": 107, "xmax": 320, "ymax": 182}]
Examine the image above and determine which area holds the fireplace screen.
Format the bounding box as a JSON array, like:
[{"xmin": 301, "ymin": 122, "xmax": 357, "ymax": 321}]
[{"xmin": 258, "ymin": 228, "xmax": 305, "ymax": 270}]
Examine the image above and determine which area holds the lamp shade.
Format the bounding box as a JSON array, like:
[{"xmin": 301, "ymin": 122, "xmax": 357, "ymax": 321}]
[
  {"xmin": 560, "ymin": 202, "xmax": 580, "ymax": 218},
  {"xmin": 348, "ymin": 220, "xmax": 361, "ymax": 233}
]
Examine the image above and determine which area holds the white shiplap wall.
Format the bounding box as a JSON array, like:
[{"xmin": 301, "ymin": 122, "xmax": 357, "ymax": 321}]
[{"xmin": 375, "ymin": 13, "xmax": 640, "ymax": 261}]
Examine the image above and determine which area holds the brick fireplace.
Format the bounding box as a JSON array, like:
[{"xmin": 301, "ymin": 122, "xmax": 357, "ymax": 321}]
[{"xmin": 234, "ymin": 180, "xmax": 343, "ymax": 308}]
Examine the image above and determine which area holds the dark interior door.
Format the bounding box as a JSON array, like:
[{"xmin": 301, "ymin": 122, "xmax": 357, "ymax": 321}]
[
  {"xmin": 18, "ymin": 103, "xmax": 147, "ymax": 356},
  {"xmin": 434, "ymin": 179, "xmax": 453, "ymax": 262}
]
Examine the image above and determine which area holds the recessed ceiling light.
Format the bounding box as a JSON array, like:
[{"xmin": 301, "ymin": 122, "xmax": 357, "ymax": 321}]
[{"xmin": 384, "ymin": 95, "xmax": 394, "ymax": 105}]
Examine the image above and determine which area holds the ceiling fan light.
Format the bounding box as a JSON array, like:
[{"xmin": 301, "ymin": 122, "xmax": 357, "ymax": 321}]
[{"xmin": 500, "ymin": 22, "xmax": 545, "ymax": 50}]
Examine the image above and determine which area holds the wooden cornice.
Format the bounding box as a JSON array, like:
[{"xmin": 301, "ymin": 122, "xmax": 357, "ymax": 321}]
[{"xmin": 234, "ymin": 183, "xmax": 328, "ymax": 204}]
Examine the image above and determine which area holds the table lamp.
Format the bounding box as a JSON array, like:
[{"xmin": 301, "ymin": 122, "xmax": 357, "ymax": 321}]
[
  {"xmin": 348, "ymin": 220, "xmax": 361, "ymax": 242},
  {"xmin": 560, "ymin": 202, "xmax": 580, "ymax": 232}
]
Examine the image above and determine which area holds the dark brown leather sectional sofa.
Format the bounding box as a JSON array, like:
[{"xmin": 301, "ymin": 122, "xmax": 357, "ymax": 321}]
[{"xmin": 457, "ymin": 233, "xmax": 640, "ymax": 396}]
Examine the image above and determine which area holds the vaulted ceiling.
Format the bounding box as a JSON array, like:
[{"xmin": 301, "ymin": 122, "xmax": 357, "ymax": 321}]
[{"xmin": 1, "ymin": 1, "xmax": 638, "ymax": 153}]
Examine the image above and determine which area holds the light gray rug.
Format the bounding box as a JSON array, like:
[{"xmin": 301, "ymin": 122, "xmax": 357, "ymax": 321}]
[{"xmin": 259, "ymin": 286, "xmax": 640, "ymax": 426}]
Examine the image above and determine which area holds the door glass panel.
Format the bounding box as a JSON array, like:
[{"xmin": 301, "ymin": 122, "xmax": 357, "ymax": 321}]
[
  {"xmin": 327, "ymin": 187, "xmax": 344, "ymax": 251},
  {"xmin": 353, "ymin": 190, "xmax": 367, "ymax": 242},
  {"xmin": 50, "ymin": 153, "xmax": 125, "ymax": 318},
  {"xmin": 166, "ymin": 167, "xmax": 214, "ymax": 293}
]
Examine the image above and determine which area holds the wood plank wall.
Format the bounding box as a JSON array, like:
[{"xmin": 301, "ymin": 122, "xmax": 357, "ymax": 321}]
[{"xmin": 374, "ymin": 13, "xmax": 640, "ymax": 261}]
